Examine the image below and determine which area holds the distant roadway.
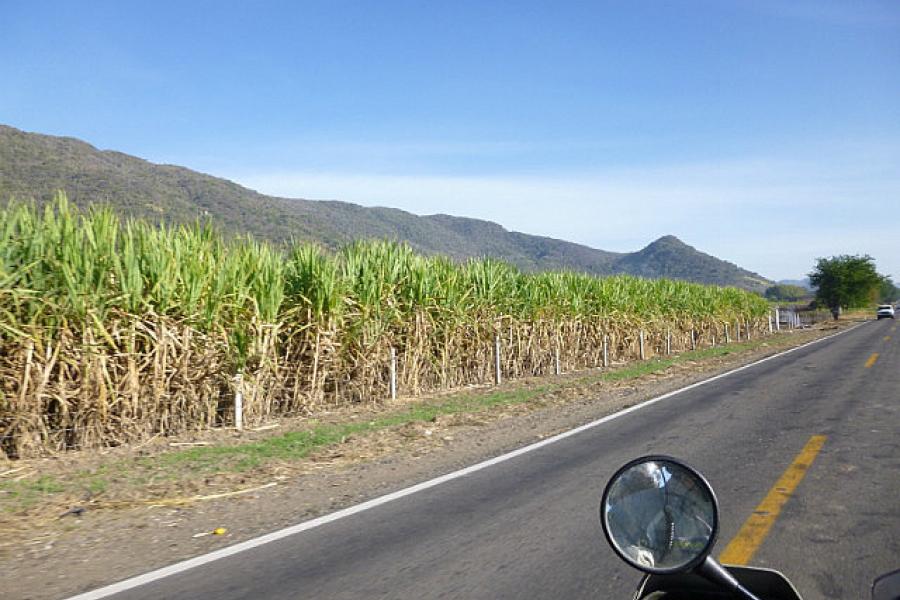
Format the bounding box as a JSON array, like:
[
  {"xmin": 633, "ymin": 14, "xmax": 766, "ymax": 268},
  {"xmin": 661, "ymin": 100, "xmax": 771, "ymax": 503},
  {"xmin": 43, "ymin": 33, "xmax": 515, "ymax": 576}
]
[{"xmin": 71, "ymin": 319, "xmax": 900, "ymax": 600}]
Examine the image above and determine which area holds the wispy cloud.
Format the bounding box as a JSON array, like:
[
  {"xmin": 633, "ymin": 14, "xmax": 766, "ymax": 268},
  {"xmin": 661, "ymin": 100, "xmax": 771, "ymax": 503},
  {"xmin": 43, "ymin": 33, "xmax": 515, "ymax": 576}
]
[
  {"xmin": 190, "ymin": 136, "xmax": 656, "ymax": 176},
  {"xmin": 229, "ymin": 145, "xmax": 899, "ymax": 281}
]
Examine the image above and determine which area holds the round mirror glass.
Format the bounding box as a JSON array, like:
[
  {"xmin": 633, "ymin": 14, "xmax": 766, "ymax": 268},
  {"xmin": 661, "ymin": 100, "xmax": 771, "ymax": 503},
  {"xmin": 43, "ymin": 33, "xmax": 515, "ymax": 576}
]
[{"xmin": 601, "ymin": 457, "xmax": 718, "ymax": 573}]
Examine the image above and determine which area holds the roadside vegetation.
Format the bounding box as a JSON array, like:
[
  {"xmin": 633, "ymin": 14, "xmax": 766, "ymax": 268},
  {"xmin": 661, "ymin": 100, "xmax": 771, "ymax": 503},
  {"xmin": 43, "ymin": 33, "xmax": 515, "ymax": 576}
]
[
  {"xmin": 808, "ymin": 255, "xmax": 894, "ymax": 316},
  {"xmin": 879, "ymin": 277, "xmax": 899, "ymax": 304},
  {"xmin": 1, "ymin": 196, "xmax": 769, "ymax": 459},
  {"xmin": 0, "ymin": 331, "xmax": 815, "ymax": 518},
  {"xmin": 764, "ymin": 283, "xmax": 810, "ymax": 303}
]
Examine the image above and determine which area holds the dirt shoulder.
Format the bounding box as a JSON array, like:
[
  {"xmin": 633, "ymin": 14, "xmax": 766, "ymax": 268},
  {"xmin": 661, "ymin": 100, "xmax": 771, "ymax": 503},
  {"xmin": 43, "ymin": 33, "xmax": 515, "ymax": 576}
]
[{"xmin": 0, "ymin": 319, "xmax": 861, "ymax": 600}]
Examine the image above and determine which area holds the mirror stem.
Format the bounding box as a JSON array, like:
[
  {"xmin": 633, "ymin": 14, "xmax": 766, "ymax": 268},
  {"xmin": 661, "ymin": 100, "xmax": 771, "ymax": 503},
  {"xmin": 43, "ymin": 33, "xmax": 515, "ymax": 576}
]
[{"xmin": 695, "ymin": 556, "xmax": 763, "ymax": 600}]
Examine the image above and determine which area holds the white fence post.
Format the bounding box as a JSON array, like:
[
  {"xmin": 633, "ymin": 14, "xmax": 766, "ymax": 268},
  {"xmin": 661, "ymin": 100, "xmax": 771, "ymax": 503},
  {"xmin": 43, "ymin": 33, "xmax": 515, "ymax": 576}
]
[
  {"xmin": 639, "ymin": 330, "xmax": 645, "ymax": 360},
  {"xmin": 603, "ymin": 335, "xmax": 609, "ymax": 368},
  {"xmin": 234, "ymin": 372, "xmax": 243, "ymax": 431},
  {"xmin": 494, "ymin": 332, "xmax": 502, "ymax": 385},
  {"xmin": 666, "ymin": 329, "xmax": 671, "ymax": 355},
  {"xmin": 390, "ymin": 347, "xmax": 397, "ymax": 400},
  {"xmin": 775, "ymin": 308, "xmax": 781, "ymax": 331},
  {"xmin": 724, "ymin": 323, "xmax": 730, "ymax": 344},
  {"xmin": 554, "ymin": 344, "xmax": 561, "ymax": 376},
  {"xmin": 691, "ymin": 329, "xmax": 696, "ymax": 351}
]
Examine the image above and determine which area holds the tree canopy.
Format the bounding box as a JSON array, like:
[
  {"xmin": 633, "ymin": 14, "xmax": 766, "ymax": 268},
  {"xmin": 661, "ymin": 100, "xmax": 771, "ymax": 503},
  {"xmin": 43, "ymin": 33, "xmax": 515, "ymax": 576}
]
[
  {"xmin": 764, "ymin": 284, "xmax": 809, "ymax": 302},
  {"xmin": 880, "ymin": 277, "xmax": 899, "ymax": 304},
  {"xmin": 808, "ymin": 255, "xmax": 882, "ymax": 311}
]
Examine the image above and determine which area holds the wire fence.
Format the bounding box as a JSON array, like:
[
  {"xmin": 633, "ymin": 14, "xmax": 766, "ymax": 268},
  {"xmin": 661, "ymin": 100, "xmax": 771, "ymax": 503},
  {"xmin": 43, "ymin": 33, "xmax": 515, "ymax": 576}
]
[{"xmin": 1, "ymin": 315, "xmax": 787, "ymax": 458}]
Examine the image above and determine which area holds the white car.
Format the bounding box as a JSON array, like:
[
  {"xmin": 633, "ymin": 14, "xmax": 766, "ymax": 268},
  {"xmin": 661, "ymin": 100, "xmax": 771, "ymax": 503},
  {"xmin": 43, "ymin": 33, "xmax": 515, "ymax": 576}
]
[{"xmin": 876, "ymin": 305, "xmax": 895, "ymax": 319}]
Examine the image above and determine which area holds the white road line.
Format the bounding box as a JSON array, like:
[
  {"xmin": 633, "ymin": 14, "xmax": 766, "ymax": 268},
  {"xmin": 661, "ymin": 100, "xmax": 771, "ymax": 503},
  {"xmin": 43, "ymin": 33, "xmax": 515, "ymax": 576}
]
[{"xmin": 64, "ymin": 323, "xmax": 862, "ymax": 600}]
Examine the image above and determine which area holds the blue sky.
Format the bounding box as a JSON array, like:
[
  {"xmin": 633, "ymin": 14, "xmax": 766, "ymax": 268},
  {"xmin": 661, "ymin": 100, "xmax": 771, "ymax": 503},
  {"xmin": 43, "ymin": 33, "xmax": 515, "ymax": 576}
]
[{"xmin": 2, "ymin": 1, "xmax": 898, "ymax": 281}]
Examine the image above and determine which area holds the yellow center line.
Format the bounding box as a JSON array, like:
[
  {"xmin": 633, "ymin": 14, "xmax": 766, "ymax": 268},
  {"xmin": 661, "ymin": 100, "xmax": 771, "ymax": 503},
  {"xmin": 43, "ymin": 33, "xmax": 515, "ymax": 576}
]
[
  {"xmin": 865, "ymin": 353, "xmax": 879, "ymax": 368},
  {"xmin": 719, "ymin": 435, "xmax": 827, "ymax": 565}
]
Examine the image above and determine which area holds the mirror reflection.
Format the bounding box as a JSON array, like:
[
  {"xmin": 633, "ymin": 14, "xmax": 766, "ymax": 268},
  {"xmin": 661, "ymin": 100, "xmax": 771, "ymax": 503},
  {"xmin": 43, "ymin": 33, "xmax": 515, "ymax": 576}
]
[{"xmin": 604, "ymin": 459, "xmax": 716, "ymax": 571}]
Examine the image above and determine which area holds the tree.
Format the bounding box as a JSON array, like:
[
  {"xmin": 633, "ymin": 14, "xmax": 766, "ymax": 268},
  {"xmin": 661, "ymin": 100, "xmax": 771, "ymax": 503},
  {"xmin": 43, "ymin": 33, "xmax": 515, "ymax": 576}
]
[
  {"xmin": 808, "ymin": 255, "xmax": 882, "ymax": 318},
  {"xmin": 764, "ymin": 284, "xmax": 809, "ymax": 302},
  {"xmin": 880, "ymin": 276, "xmax": 899, "ymax": 304}
]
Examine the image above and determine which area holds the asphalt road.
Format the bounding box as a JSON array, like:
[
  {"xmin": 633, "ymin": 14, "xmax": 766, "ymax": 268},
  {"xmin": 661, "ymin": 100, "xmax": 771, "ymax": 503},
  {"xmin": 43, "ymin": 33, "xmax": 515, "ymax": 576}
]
[{"xmin": 76, "ymin": 320, "xmax": 900, "ymax": 600}]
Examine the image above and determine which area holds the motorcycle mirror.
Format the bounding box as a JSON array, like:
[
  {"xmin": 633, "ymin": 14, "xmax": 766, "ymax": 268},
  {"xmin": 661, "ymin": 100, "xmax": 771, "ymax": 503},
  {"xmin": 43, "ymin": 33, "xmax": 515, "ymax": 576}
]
[
  {"xmin": 872, "ymin": 568, "xmax": 900, "ymax": 600},
  {"xmin": 600, "ymin": 456, "xmax": 719, "ymax": 574}
]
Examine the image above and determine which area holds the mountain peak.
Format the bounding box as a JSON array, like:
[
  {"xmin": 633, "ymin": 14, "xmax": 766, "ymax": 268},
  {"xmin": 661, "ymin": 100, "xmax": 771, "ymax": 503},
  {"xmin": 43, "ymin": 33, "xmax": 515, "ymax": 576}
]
[
  {"xmin": 614, "ymin": 235, "xmax": 768, "ymax": 290},
  {"xmin": 643, "ymin": 235, "xmax": 689, "ymax": 250}
]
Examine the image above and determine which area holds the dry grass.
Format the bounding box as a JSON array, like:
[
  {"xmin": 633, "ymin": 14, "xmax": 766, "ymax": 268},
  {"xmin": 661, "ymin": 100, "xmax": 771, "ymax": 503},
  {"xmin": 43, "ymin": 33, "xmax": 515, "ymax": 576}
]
[{"xmin": 1, "ymin": 197, "xmax": 772, "ymax": 458}]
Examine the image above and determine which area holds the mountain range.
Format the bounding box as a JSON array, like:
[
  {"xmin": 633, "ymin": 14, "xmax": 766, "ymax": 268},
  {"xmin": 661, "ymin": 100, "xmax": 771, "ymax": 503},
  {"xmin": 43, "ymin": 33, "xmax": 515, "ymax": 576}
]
[{"xmin": 0, "ymin": 124, "xmax": 771, "ymax": 292}]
